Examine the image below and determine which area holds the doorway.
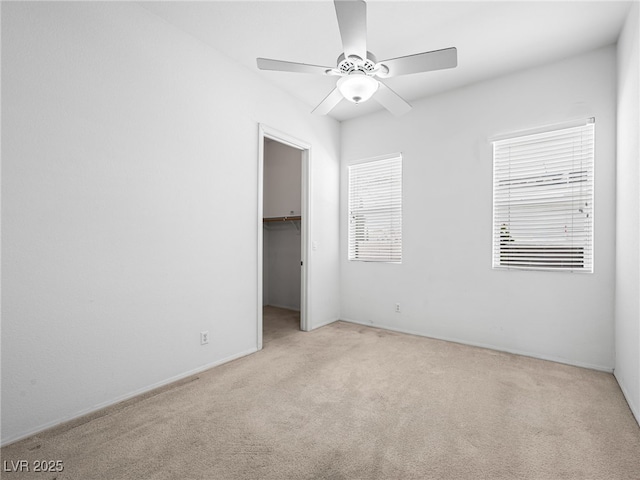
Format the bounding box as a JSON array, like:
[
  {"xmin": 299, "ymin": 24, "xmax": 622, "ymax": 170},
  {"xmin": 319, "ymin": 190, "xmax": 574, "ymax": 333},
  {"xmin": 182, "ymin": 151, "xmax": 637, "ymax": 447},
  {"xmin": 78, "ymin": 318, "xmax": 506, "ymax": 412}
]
[{"xmin": 257, "ymin": 125, "xmax": 311, "ymax": 350}]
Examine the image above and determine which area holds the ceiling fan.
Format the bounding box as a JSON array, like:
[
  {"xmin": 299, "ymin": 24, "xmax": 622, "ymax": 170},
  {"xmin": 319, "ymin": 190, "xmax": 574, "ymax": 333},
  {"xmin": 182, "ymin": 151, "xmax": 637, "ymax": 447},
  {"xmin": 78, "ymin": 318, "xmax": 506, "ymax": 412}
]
[{"xmin": 256, "ymin": 0, "xmax": 457, "ymax": 116}]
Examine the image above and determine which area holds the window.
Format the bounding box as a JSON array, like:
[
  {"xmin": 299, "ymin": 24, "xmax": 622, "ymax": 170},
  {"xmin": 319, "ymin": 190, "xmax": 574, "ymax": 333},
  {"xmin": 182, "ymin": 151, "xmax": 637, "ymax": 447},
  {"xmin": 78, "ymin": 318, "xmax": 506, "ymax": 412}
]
[
  {"xmin": 492, "ymin": 121, "xmax": 594, "ymax": 272},
  {"xmin": 348, "ymin": 154, "xmax": 402, "ymax": 263}
]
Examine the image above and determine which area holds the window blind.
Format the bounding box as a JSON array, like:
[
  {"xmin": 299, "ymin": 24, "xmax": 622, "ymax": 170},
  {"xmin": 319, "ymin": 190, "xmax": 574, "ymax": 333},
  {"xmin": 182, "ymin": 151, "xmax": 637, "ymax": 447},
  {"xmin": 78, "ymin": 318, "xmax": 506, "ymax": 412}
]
[
  {"xmin": 492, "ymin": 121, "xmax": 594, "ymax": 272},
  {"xmin": 348, "ymin": 155, "xmax": 402, "ymax": 262}
]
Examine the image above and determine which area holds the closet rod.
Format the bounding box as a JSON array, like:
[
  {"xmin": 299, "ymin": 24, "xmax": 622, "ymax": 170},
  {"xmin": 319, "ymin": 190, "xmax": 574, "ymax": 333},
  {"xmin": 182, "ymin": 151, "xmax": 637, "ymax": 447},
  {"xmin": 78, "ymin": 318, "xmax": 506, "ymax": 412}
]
[{"xmin": 263, "ymin": 216, "xmax": 302, "ymax": 223}]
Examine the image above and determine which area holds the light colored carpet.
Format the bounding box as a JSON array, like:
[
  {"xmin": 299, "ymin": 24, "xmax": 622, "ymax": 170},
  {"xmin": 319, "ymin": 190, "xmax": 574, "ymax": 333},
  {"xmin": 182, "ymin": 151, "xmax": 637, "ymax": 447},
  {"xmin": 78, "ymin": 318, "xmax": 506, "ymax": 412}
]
[{"xmin": 2, "ymin": 306, "xmax": 640, "ymax": 479}]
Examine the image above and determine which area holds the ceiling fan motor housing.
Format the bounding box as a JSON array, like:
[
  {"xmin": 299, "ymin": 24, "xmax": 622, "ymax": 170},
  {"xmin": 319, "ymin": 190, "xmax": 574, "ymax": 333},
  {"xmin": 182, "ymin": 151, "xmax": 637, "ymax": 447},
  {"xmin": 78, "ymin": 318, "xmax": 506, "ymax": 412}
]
[{"xmin": 337, "ymin": 52, "xmax": 380, "ymax": 76}]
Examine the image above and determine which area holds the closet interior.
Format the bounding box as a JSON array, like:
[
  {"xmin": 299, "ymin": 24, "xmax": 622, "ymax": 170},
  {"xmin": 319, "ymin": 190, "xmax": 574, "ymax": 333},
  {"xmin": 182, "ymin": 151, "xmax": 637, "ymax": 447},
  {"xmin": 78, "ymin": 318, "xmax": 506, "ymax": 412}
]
[{"xmin": 262, "ymin": 138, "xmax": 302, "ymax": 321}]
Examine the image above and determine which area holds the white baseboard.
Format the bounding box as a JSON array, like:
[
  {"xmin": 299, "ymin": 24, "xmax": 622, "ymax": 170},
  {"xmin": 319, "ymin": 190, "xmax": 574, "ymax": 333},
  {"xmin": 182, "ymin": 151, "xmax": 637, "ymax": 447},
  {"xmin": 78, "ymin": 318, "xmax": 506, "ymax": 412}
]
[
  {"xmin": 311, "ymin": 317, "xmax": 340, "ymax": 330},
  {"xmin": 340, "ymin": 317, "xmax": 614, "ymax": 373},
  {"xmin": 1, "ymin": 347, "xmax": 258, "ymax": 447},
  {"xmin": 614, "ymin": 371, "xmax": 640, "ymax": 427}
]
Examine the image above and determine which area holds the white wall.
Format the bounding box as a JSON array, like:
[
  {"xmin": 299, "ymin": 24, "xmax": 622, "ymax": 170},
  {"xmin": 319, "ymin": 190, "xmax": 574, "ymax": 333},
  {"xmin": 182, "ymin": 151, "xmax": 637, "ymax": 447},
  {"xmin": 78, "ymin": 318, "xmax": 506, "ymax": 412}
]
[
  {"xmin": 263, "ymin": 141, "xmax": 302, "ymax": 310},
  {"xmin": 264, "ymin": 222, "xmax": 302, "ymax": 310},
  {"xmin": 615, "ymin": 3, "xmax": 640, "ymax": 426},
  {"xmin": 264, "ymin": 140, "xmax": 302, "ymax": 218},
  {"xmin": 340, "ymin": 46, "xmax": 617, "ymax": 371},
  {"xmin": 1, "ymin": 2, "xmax": 340, "ymax": 445}
]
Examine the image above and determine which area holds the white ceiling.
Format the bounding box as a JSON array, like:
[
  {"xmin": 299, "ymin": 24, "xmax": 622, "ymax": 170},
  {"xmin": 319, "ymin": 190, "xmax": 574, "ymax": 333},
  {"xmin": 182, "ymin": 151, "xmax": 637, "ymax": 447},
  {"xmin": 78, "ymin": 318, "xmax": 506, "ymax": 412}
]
[{"xmin": 140, "ymin": 1, "xmax": 632, "ymax": 122}]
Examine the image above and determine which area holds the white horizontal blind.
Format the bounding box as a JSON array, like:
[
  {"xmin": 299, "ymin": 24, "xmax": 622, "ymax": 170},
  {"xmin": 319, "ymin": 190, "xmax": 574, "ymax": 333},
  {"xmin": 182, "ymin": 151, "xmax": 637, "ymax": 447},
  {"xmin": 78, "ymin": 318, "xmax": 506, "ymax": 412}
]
[
  {"xmin": 492, "ymin": 122, "xmax": 594, "ymax": 272},
  {"xmin": 348, "ymin": 155, "xmax": 402, "ymax": 262}
]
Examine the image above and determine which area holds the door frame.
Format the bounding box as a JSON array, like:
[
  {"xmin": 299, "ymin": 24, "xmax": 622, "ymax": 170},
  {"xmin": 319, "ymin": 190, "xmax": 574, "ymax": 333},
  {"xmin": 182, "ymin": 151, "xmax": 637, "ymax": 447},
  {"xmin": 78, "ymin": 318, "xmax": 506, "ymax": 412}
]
[{"xmin": 257, "ymin": 124, "xmax": 311, "ymax": 350}]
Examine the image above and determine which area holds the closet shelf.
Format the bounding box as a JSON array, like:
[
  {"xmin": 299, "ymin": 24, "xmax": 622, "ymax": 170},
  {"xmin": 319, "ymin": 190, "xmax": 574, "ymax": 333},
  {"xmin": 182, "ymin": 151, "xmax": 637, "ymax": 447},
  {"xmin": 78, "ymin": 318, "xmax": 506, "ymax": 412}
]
[{"xmin": 263, "ymin": 216, "xmax": 301, "ymax": 223}]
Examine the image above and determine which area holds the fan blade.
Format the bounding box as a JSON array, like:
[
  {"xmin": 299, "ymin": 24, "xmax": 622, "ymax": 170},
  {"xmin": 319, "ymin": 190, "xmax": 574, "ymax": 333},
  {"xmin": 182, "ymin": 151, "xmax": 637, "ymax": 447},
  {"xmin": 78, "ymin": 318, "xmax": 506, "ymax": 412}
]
[
  {"xmin": 334, "ymin": 0, "xmax": 367, "ymax": 61},
  {"xmin": 257, "ymin": 58, "xmax": 333, "ymax": 75},
  {"xmin": 312, "ymin": 88, "xmax": 344, "ymax": 115},
  {"xmin": 373, "ymin": 81, "xmax": 412, "ymax": 116},
  {"xmin": 377, "ymin": 47, "xmax": 457, "ymax": 78}
]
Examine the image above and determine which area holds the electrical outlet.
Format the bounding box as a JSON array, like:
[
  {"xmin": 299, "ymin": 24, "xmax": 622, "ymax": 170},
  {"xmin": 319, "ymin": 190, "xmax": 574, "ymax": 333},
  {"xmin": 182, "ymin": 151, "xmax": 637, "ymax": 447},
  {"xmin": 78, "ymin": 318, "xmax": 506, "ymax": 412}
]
[
  {"xmin": 395, "ymin": 303, "xmax": 401, "ymax": 313},
  {"xmin": 200, "ymin": 331, "xmax": 209, "ymax": 345}
]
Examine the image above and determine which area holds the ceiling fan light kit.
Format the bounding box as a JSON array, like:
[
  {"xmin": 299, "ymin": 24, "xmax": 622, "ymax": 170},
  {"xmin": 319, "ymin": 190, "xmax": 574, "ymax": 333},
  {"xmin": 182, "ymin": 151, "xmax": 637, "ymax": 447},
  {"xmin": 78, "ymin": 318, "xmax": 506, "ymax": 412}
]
[
  {"xmin": 257, "ymin": 0, "xmax": 458, "ymax": 116},
  {"xmin": 337, "ymin": 72, "xmax": 378, "ymax": 104}
]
